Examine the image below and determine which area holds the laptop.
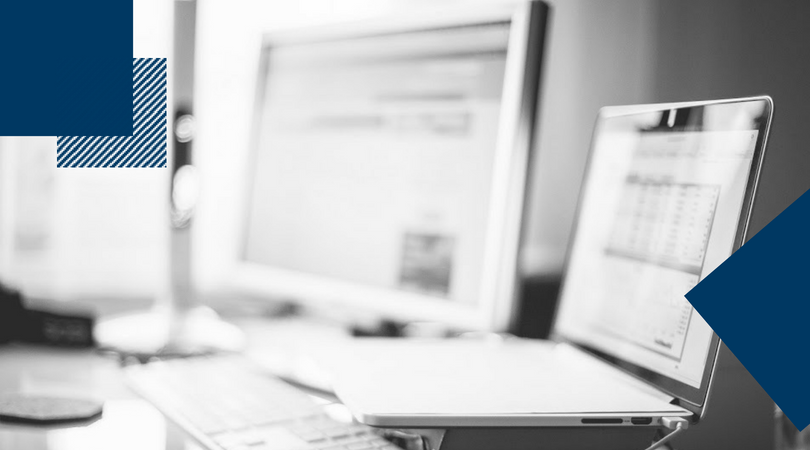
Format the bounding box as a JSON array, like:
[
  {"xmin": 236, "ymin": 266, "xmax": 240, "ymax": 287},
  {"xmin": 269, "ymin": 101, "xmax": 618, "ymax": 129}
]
[{"xmin": 332, "ymin": 96, "xmax": 774, "ymax": 428}]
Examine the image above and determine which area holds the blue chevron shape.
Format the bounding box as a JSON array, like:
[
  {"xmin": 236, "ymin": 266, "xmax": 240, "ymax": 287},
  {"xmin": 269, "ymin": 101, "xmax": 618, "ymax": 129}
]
[
  {"xmin": 57, "ymin": 58, "xmax": 167, "ymax": 168},
  {"xmin": 686, "ymin": 188, "xmax": 810, "ymax": 431}
]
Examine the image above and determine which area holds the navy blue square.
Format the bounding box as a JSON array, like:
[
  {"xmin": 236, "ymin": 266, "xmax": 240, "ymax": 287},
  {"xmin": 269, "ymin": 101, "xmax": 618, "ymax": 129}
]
[{"xmin": 0, "ymin": 0, "xmax": 132, "ymax": 136}]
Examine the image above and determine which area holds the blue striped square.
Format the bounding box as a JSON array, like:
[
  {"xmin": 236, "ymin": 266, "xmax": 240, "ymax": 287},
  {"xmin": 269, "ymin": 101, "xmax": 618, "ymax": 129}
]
[{"xmin": 57, "ymin": 58, "xmax": 167, "ymax": 168}]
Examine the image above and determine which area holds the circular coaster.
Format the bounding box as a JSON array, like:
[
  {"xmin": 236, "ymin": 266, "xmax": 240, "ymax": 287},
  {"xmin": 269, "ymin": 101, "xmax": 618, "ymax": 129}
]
[{"xmin": 0, "ymin": 394, "xmax": 103, "ymax": 424}]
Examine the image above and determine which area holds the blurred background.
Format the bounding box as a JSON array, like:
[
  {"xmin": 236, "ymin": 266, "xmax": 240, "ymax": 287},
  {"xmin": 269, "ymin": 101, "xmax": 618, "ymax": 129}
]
[
  {"xmin": 0, "ymin": 1, "xmax": 808, "ymax": 449},
  {"xmin": 1, "ymin": 0, "xmax": 807, "ymax": 317}
]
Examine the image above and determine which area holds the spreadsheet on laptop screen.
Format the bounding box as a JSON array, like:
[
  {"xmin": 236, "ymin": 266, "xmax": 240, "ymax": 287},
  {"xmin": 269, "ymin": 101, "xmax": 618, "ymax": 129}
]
[{"xmin": 555, "ymin": 104, "xmax": 764, "ymax": 389}]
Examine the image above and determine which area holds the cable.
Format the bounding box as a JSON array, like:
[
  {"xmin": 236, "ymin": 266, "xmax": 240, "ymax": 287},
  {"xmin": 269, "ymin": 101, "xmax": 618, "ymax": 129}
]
[{"xmin": 643, "ymin": 417, "xmax": 689, "ymax": 450}]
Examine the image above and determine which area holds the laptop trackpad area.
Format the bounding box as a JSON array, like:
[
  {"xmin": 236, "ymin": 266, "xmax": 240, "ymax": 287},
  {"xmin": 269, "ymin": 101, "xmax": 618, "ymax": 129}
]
[{"xmin": 333, "ymin": 338, "xmax": 691, "ymax": 427}]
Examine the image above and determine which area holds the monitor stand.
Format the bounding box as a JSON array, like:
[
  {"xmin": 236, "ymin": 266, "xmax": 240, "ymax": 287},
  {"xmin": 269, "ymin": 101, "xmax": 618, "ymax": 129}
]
[
  {"xmin": 94, "ymin": 302, "xmax": 244, "ymax": 358},
  {"xmin": 95, "ymin": 0, "xmax": 242, "ymax": 357},
  {"xmin": 94, "ymin": 202, "xmax": 244, "ymax": 358}
]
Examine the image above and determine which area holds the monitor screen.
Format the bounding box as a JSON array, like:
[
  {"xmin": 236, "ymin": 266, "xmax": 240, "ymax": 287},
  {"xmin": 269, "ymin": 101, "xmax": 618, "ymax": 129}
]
[
  {"xmin": 238, "ymin": 2, "xmax": 547, "ymax": 330},
  {"xmin": 553, "ymin": 99, "xmax": 771, "ymax": 405},
  {"xmin": 246, "ymin": 23, "xmax": 507, "ymax": 302}
]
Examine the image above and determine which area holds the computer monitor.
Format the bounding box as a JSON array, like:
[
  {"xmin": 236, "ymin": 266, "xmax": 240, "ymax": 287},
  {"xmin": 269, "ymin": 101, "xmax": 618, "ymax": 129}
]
[
  {"xmin": 553, "ymin": 97, "xmax": 773, "ymax": 414},
  {"xmin": 232, "ymin": 1, "xmax": 548, "ymax": 332}
]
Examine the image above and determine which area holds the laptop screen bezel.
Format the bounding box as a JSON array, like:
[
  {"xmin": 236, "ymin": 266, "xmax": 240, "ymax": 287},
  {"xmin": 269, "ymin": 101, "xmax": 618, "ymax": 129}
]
[{"xmin": 550, "ymin": 96, "xmax": 773, "ymax": 417}]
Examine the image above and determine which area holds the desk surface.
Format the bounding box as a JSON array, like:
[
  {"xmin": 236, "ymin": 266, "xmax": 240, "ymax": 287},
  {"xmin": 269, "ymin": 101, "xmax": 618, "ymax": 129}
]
[
  {"xmin": 0, "ymin": 316, "xmax": 781, "ymax": 450},
  {"xmin": 0, "ymin": 344, "xmax": 189, "ymax": 450},
  {"xmin": 0, "ymin": 315, "xmax": 352, "ymax": 450}
]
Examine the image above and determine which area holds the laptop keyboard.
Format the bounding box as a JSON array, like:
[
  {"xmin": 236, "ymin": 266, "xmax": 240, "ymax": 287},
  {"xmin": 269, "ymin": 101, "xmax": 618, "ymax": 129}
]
[{"xmin": 125, "ymin": 355, "xmax": 404, "ymax": 450}]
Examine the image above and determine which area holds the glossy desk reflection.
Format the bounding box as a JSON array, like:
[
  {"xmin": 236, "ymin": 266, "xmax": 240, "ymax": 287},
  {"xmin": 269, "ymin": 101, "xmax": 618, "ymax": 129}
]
[{"xmin": 0, "ymin": 344, "xmax": 188, "ymax": 450}]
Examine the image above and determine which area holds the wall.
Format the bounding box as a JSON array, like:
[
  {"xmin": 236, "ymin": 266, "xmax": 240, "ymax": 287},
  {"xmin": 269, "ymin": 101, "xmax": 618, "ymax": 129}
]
[
  {"xmin": 522, "ymin": 0, "xmax": 656, "ymax": 274},
  {"xmin": 650, "ymin": 0, "xmax": 810, "ymax": 235},
  {"xmin": 524, "ymin": 0, "xmax": 810, "ymax": 275},
  {"xmin": 0, "ymin": 0, "xmax": 171, "ymax": 300}
]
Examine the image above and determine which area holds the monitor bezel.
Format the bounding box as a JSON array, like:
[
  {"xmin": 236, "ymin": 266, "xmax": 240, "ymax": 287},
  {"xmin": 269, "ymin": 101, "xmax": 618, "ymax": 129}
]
[
  {"xmin": 232, "ymin": 1, "xmax": 549, "ymax": 332},
  {"xmin": 551, "ymin": 96, "xmax": 774, "ymax": 418}
]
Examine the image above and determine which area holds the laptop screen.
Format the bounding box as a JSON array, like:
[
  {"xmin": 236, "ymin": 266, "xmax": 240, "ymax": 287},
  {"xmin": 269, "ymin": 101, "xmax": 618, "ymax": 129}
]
[{"xmin": 553, "ymin": 98, "xmax": 772, "ymax": 408}]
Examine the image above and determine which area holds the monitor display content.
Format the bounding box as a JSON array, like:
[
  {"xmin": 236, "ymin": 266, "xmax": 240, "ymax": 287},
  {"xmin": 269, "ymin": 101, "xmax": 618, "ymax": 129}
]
[
  {"xmin": 554, "ymin": 101, "xmax": 769, "ymax": 390},
  {"xmin": 245, "ymin": 23, "xmax": 509, "ymax": 302},
  {"xmin": 236, "ymin": 2, "xmax": 550, "ymax": 332},
  {"xmin": 245, "ymin": 23, "xmax": 508, "ymax": 304}
]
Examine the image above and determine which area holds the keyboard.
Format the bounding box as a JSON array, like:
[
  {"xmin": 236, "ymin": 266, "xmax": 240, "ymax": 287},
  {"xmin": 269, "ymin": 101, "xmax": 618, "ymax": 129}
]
[{"xmin": 125, "ymin": 355, "xmax": 406, "ymax": 450}]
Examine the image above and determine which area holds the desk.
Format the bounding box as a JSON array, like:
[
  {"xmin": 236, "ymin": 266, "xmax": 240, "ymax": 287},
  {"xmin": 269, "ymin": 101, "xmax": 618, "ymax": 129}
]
[
  {"xmin": 0, "ymin": 344, "xmax": 191, "ymax": 450},
  {"xmin": 0, "ymin": 317, "xmax": 779, "ymax": 450}
]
